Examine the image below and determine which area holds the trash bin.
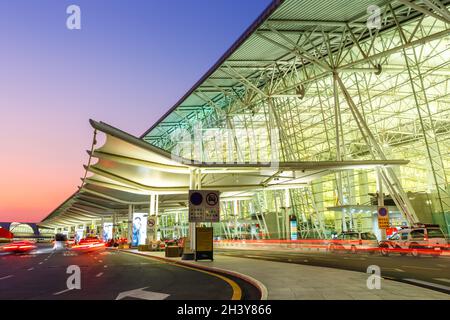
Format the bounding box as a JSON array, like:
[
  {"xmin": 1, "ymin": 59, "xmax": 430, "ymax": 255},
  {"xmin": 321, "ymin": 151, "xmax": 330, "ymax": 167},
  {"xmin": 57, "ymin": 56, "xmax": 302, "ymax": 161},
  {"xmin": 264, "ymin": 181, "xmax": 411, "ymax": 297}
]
[
  {"xmin": 165, "ymin": 246, "xmax": 180, "ymax": 257},
  {"xmin": 138, "ymin": 244, "xmax": 150, "ymax": 251}
]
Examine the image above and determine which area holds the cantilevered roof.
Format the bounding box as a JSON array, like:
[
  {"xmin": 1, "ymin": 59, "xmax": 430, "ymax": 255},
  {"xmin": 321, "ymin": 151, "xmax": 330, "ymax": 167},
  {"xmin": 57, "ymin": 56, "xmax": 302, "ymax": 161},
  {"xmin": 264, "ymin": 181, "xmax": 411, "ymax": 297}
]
[
  {"xmin": 40, "ymin": 119, "xmax": 409, "ymax": 227},
  {"xmin": 141, "ymin": 0, "xmax": 450, "ymax": 147}
]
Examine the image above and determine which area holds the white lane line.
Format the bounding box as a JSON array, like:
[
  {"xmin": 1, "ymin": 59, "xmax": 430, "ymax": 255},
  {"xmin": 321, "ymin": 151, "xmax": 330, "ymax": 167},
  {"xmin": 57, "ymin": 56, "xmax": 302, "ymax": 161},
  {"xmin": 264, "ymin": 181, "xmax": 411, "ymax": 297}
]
[
  {"xmin": 53, "ymin": 288, "xmax": 73, "ymax": 296},
  {"xmin": 403, "ymin": 278, "xmax": 450, "ymax": 291},
  {"xmin": 27, "ymin": 267, "xmax": 34, "ymax": 271},
  {"xmin": 38, "ymin": 262, "xmax": 43, "ymax": 265},
  {"xmin": 433, "ymin": 278, "xmax": 450, "ymax": 284},
  {"xmin": 0, "ymin": 275, "xmax": 14, "ymax": 280},
  {"xmin": 384, "ymin": 267, "xmax": 405, "ymax": 272},
  {"xmin": 401, "ymin": 265, "xmax": 441, "ymax": 271},
  {"xmin": 96, "ymin": 272, "xmax": 104, "ymax": 277}
]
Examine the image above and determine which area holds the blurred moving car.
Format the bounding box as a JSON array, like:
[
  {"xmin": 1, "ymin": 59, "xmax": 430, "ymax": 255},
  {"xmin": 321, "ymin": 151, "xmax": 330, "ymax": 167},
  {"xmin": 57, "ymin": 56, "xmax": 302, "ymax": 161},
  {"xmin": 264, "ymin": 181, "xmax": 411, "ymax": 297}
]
[
  {"xmin": 53, "ymin": 233, "xmax": 68, "ymax": 250},
  {"xmin": 328, "ymin": 231, "xmax": 379, "ymax": 254},
  {"xmin": 0, "ymin": 240, "xmax": 37, "ymax": 253},
  {"xmin": 71, "ymin": 236, "xmax": 105, "ymax": 251},
  {"xmin": 0, "ymin": 227, "xmax": 14, "ymax": 243},
  {"xmin": 379, "ymin": 224, "xmax": 448, "ymax": 257}
]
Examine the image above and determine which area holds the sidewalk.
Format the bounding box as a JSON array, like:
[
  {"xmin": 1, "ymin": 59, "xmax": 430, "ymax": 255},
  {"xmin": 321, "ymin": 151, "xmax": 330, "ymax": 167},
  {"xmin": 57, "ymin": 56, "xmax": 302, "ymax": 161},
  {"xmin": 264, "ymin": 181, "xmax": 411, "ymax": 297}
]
[{"xmin": 126, "ymin": 250, "xmax": 450, "ymax": 300}]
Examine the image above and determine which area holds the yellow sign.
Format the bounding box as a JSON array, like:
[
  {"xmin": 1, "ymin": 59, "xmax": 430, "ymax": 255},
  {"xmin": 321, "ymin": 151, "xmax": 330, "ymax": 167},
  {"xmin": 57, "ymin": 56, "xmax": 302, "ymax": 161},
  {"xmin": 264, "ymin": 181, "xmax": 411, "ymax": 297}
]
[
  {"xmin": 196, "ymin": 227, "xmax": 213, "ymax": 252},
  {"xmin": 377, "ymin": 206, "xmax": 390, "ymax": 229}
]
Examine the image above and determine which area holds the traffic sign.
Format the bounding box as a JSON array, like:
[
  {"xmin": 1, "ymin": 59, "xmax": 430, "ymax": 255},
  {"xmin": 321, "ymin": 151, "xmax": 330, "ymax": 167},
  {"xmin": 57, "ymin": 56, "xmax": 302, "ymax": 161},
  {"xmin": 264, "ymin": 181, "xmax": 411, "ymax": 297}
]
[
  {"xmin": 189, "ymin": 190, "xmax": 220, "ymax": 223},
  {"xmin": 377, "ymin": 206, "xmax": 390, "ymax": 229}
]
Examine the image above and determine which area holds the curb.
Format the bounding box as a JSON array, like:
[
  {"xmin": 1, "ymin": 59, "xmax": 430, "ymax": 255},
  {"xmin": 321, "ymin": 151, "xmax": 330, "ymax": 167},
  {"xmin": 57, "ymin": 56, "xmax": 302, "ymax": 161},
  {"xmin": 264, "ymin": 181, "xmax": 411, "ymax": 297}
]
[{"xmin": 122, "ymin": 250, "xmax": 268, "ymax": 300}]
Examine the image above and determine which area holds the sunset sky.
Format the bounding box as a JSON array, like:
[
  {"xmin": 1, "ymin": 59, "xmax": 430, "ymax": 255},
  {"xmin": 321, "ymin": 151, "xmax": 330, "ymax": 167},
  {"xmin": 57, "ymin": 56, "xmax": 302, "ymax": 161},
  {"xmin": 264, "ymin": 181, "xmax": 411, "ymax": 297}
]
[{"xmin": 0, "ymin": 0, "xmax": 271, "ymax": 222}]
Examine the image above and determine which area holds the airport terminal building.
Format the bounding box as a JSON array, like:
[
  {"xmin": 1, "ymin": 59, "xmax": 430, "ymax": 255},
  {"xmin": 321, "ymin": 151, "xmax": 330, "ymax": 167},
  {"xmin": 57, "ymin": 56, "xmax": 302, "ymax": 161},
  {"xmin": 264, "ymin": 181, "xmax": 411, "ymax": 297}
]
[{"xmin": 40, "ymin": 0, "xmax": 450, "ymax": 243}]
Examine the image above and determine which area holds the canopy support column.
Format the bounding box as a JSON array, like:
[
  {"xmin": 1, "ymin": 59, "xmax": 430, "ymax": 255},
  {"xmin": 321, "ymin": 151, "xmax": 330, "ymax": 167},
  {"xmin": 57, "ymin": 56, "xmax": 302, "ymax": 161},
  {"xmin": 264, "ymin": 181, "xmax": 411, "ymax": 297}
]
[
  {"xmin": 127, "ymin": 204, "xmax": 133, "ymax": 244},
  {"xmin": 112, "ymin": 213, "xmax": 117, "ymax": 240},
  {"xmin": 376, "ymin": 168, "xmax": 387, "ymax": 241},
  {"xmin": 187, "ymin": 168, "xmax": 201, "ymax": 255}
]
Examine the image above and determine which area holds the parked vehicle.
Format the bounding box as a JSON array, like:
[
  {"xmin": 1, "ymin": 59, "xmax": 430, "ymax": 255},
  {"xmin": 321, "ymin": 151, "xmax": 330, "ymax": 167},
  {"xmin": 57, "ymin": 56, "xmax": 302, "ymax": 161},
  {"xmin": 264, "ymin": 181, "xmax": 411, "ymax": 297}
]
[
  {"xmin": 328, "ymin": 231, "xmax": 379, "ymax": 254},
  {"xmin": 379, "ymin": 224, "xmax": 448, "ymax": 257}
]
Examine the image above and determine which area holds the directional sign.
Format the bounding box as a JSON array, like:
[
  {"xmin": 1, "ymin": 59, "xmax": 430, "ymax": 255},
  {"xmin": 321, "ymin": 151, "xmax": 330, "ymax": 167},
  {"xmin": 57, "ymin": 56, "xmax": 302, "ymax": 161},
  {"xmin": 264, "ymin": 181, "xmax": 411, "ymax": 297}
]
[
  {"xmin": 377, "ymin": 206, "xmax": 390, "ymax": 229},
  {"xmin": 115, "ymin": 287, "xmax": 170, "ymax": 300},
  {"xmin": 189, "ymin": 190, "xmax": 220, "ymax": 223}
]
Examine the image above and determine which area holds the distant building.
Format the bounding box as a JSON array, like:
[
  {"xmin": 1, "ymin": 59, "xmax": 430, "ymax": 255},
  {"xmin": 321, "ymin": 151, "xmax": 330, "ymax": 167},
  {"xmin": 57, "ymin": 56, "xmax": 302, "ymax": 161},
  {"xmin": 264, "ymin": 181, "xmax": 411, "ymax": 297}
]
[{"xmin": 0, "ymin": 222, "xmax": 54, "ymax": 240}]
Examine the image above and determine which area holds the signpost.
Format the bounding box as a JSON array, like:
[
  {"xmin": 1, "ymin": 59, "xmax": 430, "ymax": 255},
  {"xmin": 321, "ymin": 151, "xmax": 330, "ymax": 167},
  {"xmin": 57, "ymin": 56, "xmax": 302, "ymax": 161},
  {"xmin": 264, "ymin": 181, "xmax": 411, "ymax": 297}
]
[
  {"xmin": 195, "ymin": 227, "xmax": 214, "ymax": 261},
  {"xmin": 188, "ymin": 190, "xmax": 220, "ymax": 223},
  {"xmin": 377, "ymin": 206, "xmax": 390, "ymax": 229},
  {"xmin": 188, "ymin": 190, "xmax": 219, "ymax": 260}
]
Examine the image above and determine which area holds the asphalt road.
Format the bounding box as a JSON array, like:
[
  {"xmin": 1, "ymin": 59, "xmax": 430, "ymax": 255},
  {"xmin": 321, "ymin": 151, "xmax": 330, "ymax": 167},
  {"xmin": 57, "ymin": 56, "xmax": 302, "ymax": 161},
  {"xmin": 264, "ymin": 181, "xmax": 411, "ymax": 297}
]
[
  {"xmin": 216, "ymin": 248, "xmax": 450, "ymax": 294},
  {"xmin": 0, "ymin": 245, "xmax": 254, "ymax": 300}
]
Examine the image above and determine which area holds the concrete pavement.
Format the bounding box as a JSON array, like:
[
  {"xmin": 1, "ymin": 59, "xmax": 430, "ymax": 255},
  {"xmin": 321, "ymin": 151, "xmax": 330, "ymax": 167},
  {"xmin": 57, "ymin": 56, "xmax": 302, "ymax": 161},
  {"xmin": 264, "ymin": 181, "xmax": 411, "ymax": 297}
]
[{"xmin": 129, "ymin": 250, "xmax": 450, "ymax": 300}]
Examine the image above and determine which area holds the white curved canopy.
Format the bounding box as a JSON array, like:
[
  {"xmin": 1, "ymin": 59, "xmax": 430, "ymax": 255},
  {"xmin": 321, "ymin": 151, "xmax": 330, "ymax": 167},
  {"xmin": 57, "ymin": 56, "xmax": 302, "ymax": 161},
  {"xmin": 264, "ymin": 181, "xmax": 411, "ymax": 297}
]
[{"xmin": 40, "ymin": 119, "xmax": 408, "ymax": 227}]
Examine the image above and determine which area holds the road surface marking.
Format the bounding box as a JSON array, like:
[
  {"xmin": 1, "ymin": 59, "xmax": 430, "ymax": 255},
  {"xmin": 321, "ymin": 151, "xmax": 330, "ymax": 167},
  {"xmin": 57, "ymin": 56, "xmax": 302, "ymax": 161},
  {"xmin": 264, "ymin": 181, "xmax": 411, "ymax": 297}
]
[
  {"xmin": 384, "ymin": 267, "xmax": 405, "ymax": 272},
  {"xmin": 403, "ymin": 278, "xmax": 450, "ymax": 291},
  {"xmin": 434, "ymin": 278, "xmax": 450, "ymax": 284},
  {"xmin": 27, "ymin": 267, "xmax": 34, "ymax": 271},
  {"xmin": 104, "ymin": 265, "xmax": 108, "ymax": 268},
  {"xmin": 401, "ymin": 265, "xmax": 441, "ymax": 271},
  {"xmin": 96, "ymin": 272, "xmax": 103, "ymax": 277},
  {"xmin": 38, "ymin": 262, "xmax": 43, "ymax": 265},
  {"xmin": 115, "ymin": 287, "xmax": 170, "ymax": 300},
  {"xmin": 244, "ymin": 255, "xmax": 265, "ymax": 259},
  {"xmin": 53, "ymin": 288, "xmax": 73, "ymax": 296},
  {"xmin": 0, "ymin": 275, "xmax": 14, "ymax": 280}
]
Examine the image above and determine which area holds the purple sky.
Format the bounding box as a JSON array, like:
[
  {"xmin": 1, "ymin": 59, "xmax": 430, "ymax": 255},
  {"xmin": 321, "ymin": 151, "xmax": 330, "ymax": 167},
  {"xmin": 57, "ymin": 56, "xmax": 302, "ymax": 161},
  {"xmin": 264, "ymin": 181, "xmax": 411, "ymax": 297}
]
[{"xmin": 0, "ymin": 0, "xmax": 272, "ymax": 222}]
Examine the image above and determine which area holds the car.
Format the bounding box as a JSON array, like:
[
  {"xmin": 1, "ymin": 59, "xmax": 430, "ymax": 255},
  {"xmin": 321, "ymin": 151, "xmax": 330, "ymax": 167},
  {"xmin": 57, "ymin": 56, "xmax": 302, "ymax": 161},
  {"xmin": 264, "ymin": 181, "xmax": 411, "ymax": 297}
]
[
  {"xmin": 71, "ymin": 236, "xmax": 105, "ymax": 251},
  {"xmin": 0, "ymin": 240, "xmax": 37, "ymax": 253},
  {"xmin": 53, "ymin": 233, "xmax": 69, "ymax": 250},
  {"xmin": 379, "ymin": 224, "xmax": 448, "ymax": 257},
  {"xmin": 328, "ymin": 231, "xmax": 379, "ymax": 254}
]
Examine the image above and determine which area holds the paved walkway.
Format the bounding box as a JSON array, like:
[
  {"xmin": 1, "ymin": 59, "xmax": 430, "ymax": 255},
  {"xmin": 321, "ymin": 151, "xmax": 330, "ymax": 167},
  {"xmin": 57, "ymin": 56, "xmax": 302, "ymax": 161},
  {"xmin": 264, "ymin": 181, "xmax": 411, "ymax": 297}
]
[{"xmin": 127, "ymin": 250, "xmax": 450, "ymax": 300}]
